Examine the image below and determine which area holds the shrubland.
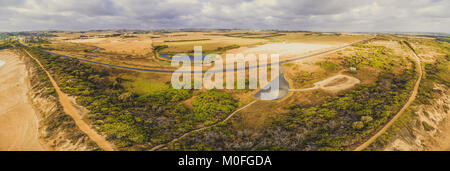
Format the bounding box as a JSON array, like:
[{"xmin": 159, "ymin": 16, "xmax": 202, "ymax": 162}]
[
  {"xmin": 21, "ymin": 46, "xmax": 238, "ymax": 150},
  {"xmin": 167, "ymin": 39, "xmax": 420, "ymax": 151}
]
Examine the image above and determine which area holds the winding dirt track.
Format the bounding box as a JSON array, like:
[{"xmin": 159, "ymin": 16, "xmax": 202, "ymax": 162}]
[
  {"xmin": 24, "ymin": 49, "xmax": 115, "ymax": 151},
  {"xmin": 353, "ymin": 43, "xmax": 422, "ymax": 151},
  {"xmin": 150, "ymin": 100, "xmax": 258, "ymax": 151}
]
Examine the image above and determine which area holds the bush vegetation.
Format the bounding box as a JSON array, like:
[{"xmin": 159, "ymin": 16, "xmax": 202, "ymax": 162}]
[
  {"xmin": 367, "ymin": 39, "xmax": 449, "ymax": 150},
  {"xmin": 21, "ymin": 46, "xmax": 238, "ymax": 149},
  {"xmin": 167, "ymin": 40, "xmax": 419, "ymax": 151},
  {"xmin": 342, "ymin": 44, "xmax": 397, "ymax": 71},
  {"xmin": 169, "ymin": 68, "xmax": 416, "ymax": 150}
]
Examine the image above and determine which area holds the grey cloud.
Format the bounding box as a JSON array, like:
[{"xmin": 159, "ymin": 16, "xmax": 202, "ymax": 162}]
[{"xmin": 0, "ymin": 0, "xmax": 448, "ymax": 33}]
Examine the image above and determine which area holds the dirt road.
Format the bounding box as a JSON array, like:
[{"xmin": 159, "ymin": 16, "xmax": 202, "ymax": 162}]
[
  {"xmin": 24, "ymin": 49, "xmax": 115, "ymax": 151},
  {"xmin": 0, "ymin": 50, "xmax": 47, "ymax": 151},
  {"xmin": 150, "ymin": 100, "xmax": 258, "ymax": 151},
  {"xmin": 353, "ymin": 43, "xmax": 422, "ymax": 151},
  {"xmin": 289, "ymin": 74, "xmax": 360, "ymax": 93}
]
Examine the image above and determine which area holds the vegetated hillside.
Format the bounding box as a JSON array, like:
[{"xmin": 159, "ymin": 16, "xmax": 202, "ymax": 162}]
[
  {"xmin": 166, "ymin": 37, "xmax": 419, "ymax": 151},
  {"xmin": 18, "ymin": 48, "xmax": 100, "ymax": 150},
  {"xmin": 20, "ymin": 45, "xmax": 238, "ymax": 150},
  {"xmin": 368, "ymin": 39, "xmax": 450, "ymax": 150}
]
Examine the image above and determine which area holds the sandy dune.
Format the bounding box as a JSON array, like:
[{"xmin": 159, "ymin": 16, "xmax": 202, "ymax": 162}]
[{"xmin": 0, "ymin": 50, "xmax": 47, "ymax": 151}]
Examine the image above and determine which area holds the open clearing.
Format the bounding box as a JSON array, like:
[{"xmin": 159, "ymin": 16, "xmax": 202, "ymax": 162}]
[
  {"xmin": 227, "ymin": 42, "xmax": 335, "ymax": 61},
  {"xmin": 155, "ymin": 36, "xmax": 267, "ymax": 53},
  {"xmin": 0, "ymin": 50, "xmax": 47, "ymax": 151},
  {"xmin": 289, "ymin": 74, "xmax": 361, "ymax": 93},
  {"xmin": 69, "ymin": 37, "xmax": 153, "ymax": 56}
]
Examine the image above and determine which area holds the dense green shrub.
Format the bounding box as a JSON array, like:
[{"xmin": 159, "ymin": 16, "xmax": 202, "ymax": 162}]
[{"xmin": 191, "ymin": 90, "xmax": 237, "ymax": 125}]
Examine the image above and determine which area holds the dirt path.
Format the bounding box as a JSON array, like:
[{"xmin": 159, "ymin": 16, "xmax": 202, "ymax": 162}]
[
  {"xmin": 289, "ymin": 74, "xmax": 360, "ymax": 93},
  {"xmin": 353, "ymin": 43, "xmax": 422, "ymax": 151},
  {"xmin": 0, "ymin": 50, "xmax": 47, "ymax": 151},
  {"xmin": 150, "ymin": 100, "xmax": 258, "ymax": 151},
  {"xmin": 23, "ymin": 49, "xmax": 115, "ymax": 151}
]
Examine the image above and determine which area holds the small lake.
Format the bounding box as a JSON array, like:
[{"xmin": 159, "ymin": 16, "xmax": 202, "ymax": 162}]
[{"xmin": 254, "ymin": 67, "xmax": 290, "ymax": 100}]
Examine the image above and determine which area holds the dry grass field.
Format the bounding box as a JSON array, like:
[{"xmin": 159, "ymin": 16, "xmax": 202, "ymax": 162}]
[
  {"xmin": 38, "ymin": 30, "xmax": 371, "ymax": 71},
  {"xmin": 35, "ymin": 30, "xmax": 374, "ymax": 110}
]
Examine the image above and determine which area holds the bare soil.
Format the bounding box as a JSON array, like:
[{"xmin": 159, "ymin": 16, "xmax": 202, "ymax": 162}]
[{"xmin": 289, "ymin": 74, "xmax": 360, "ymax": 93}]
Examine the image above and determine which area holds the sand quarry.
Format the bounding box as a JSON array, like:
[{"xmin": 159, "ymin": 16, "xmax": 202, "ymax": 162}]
[{"xmin": 0, "ymin": 50, "xmax": 46, "ymax": 151}]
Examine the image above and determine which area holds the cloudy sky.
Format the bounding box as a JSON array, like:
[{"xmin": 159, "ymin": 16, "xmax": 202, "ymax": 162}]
[{"xmin": 0, "ymin": 0, "xmax": 449, "ymax": 33}]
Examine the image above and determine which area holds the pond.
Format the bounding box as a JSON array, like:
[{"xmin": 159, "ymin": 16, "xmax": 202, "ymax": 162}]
[{"xmin": 253, "ymin": 67, "xmax": 290, "ymax": 100}]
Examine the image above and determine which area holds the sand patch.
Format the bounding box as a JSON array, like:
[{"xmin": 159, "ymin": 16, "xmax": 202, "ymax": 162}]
[
  {"xmin": 0, "ymin": 50, "xmax": 47, "ymax": 151},
  {"xmin": 241, "ymin": 43, "xmax": 333, "ymax": 56},
  {"xmin": 290, "ymin": 74, "xmax": 360, "ymax": 93},
  {"xmin": 224, "ymin": 42, "xmax": 336, "ymax": 64},
  {"xmin": 68, "ymin": 38, "xmax": 107, "ymax": 43}
]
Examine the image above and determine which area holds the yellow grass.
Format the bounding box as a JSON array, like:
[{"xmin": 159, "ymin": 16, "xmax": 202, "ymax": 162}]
[
  {"xmin": 268, "ymin": 32, "xmax": 368, "ymax": 44},
  {"xmin": 154, "ymin": 36, "xmax": 268, "ymax": 53}
]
